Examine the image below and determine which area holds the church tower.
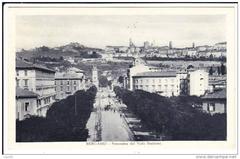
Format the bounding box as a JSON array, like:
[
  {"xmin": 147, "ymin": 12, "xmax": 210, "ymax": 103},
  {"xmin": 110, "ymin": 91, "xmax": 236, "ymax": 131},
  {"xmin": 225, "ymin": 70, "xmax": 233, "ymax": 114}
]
[
  {"xmin": 129, "ymin": 38, "xmax": 134, "ymax": 48},
  {"xmin": 92, "ymin": 66, "xmax": 99, "ymax": 88}
]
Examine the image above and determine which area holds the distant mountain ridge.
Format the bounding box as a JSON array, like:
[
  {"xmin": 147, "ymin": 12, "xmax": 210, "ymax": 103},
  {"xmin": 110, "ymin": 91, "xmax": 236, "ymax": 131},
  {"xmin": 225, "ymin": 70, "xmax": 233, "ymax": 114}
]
[{"xmin": 16, "ymin": 42, "xmax": 103, "ymax": 60}]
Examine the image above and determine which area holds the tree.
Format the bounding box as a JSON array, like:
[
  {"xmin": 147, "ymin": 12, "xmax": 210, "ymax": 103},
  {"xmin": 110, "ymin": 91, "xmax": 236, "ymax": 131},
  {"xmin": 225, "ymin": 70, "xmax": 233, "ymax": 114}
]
[
  {"xmin": 221, "ymin": 63, "xmax": 226, "ymax": 75},
  {"xmin": 217, "ymin": 66, "xmax": 221, "ymax": 75},
  {"xmin": 209, "ymin": 54, "xmax": 213, "ymax": 60},
  {"xmin": 209, "ymin": 66, "xmax": 213, "ymax": 75},
  {"xmin": 118, "ymin": 76, "xmax": 124, "ymax": 84},
  {"xmin": 113, "ymin": 86, "xmax": 226, "ymax": 140},
  {"xmin": 59, "ymin": 56, "xmax": 64, "ymax": 61},
  {"xmin": 187, "ymin": 65, "xmax": 194, "ymax": 69},
  {"xmin": 38, "ymin": 46, "xmax": 50, "ymax": 52},
  {"xmin": 16, "ymin": 86, "xmax": 97, "ymax": 142},
  {"xmin": 99, "ymin": 76, "xmax": 109, "ymax": 87}
]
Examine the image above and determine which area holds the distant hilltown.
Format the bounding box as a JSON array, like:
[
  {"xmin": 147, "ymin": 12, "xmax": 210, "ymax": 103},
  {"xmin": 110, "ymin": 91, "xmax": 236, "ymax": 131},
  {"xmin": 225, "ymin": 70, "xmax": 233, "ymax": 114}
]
[
  {"xmin": 17, "ymin": 40, "xmax": 226, "ymax": 62},
  {"xmin": 103, "ymin": 39, "xmax": 226, "ymax": 60}
]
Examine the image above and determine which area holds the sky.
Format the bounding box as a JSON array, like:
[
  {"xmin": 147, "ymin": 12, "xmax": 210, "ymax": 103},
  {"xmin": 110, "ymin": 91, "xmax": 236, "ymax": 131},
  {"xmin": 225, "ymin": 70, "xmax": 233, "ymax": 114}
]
[{"xmin": 16, "ymin": 15, "xmax": 226, "ymax": 49}]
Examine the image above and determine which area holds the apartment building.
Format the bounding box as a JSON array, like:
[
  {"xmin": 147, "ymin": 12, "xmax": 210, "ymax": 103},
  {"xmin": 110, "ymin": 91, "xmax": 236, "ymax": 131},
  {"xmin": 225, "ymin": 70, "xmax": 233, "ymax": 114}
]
[
  {"xmin": 132, "ymin": 71, "xmax": 180, "ymax": 97},
  {"xmin": 16, "ymin": 59, "xmax": 56, "ymax": 117},
  {"xmin": 201, "ymin": 88, "xmax": 226, "ymax": 115},
  {"xmin": 55, "ymin": 68, "xmax": 85, "ymax": 100},
  {"xmin": 188, "ymin": 69, "xmax": 209, "ymax": 96},
  {"xmin": 16, "ymin": 87, "xmax": 38, "ymax": 120},
  {"xmin": 128, "ymin": 57, "xmax": 151, "ymax": 90}
]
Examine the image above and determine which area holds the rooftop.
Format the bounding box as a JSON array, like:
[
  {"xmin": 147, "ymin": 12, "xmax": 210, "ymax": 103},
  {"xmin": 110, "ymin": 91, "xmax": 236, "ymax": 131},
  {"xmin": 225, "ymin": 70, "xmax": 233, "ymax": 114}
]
[
  {"xmin": 202, "ymin": 89, "xmax": 226, "ymax": 99},
  {"xmin": 133, "ymin": 71, "xmax": 177, "ymax": 78},
  {"xmin": 16, "ymin": 59, "xmax": 55, "ymax": 73},
  {"xmin": 55, "ymin": 72, "xmax": 84, "ymax": 79},
  {"xmin": 16, "ymin": 87, "xmax": 38, "ymax": 98},
  {"xmin": 68, "ymin": 67, "xmax": 85, "ymax": 73},
  {"xmin": 216, "ymin": 42, "xmax": 227, "ymax": 45}
]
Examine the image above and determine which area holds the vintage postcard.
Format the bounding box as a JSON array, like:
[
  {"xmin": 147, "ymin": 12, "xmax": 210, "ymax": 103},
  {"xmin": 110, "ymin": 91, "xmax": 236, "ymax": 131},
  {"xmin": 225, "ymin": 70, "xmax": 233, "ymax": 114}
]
[{"xmin": 2, "ymin": 2, "xmax": 238, "ymax": 156}]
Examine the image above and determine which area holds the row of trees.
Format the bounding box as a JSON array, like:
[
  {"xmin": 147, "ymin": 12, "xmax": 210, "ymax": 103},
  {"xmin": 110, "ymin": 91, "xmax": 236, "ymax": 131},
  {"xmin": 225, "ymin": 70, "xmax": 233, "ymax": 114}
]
[
  {"xmin": 145, "ymin": 55, "xmax": 226, "ymax": 62},
  {"xmin": 114, "ymin": 87, "xmax": 226, "ymax": 140},
  {"xmin": 99, "ymin": 76, "xmax": 112, "ymax": 88},
  {"xmin": 34, "ymin": 56, "xmax": 64, "ymax": 62},
  {"xmin": 209, "ymin": 63, "xmax": 226, "ymax": 75},
  {"xmin": 16, "ymin": 86, "xmax": 97, "ymax": 142}
]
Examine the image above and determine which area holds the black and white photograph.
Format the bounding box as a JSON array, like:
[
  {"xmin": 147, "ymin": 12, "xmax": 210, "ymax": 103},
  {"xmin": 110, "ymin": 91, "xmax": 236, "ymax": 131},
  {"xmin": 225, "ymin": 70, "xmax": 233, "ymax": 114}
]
[{"xmin": 2, "ymin": 2, "xmax": 238, "ymax": 156}]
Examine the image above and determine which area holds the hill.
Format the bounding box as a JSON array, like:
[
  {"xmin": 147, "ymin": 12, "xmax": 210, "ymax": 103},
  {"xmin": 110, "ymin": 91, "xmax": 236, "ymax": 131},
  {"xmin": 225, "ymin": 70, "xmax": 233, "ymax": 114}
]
[{"xmin": 16, "ymin": 42, "xmax": 103, "ymax": 60}]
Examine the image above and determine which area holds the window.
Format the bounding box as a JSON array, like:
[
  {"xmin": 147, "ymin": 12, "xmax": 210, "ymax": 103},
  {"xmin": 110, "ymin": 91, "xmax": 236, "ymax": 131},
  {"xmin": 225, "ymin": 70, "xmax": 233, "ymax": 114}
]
[
  {"xmin": 207, "ymin": 103, "xmax": 215, "ymax": 112},
  {"xmin": 25, "ymin": 102, "xmax": 29, "ymax": 111},
  {"xmin": 24, "ymin": 79, "xmax": 28, "ymax": 87},
  {"xmin": 24, "ymin": 70, "xmax": 28, "ymax": 76},
  {"xmin": 74, "ymin": 86, "xmax": 77, "ymax": 90},
  {"xmin": 43, "ymin": 97, "xmax": 50, "ymax": 104},
  {"xmin": 158, "ymin": 85, "xmax": 162, "ymax": 90},
  {"xmin": 74, "ymin": 81, "xmax": 76, "ymax": 85},
  {"xmin": 60, "ymin": 80, "xmax": 63, "ymax": 85},
  {"xmin": 16, "ymin": 70, "xmax": 19, "ymax": 76},
  {"xmin": 145, "ymin": 85, "xmax": 149, "ymax": 90},
  {"xmin": 16, "ymin": 79, "xmax": 20, "ymax": 87},
  {"xmin": 165, "ymin": 85, "xmax": 168, "ymax": 90},
  {"xmin": 60, "ymin": 86, "xmax": 63, "ymax": 91},
  {"xmin": 67, "ymin": 81, "xmax": 70, "ymax": 85},
  {"xmin": 37, "ymin": 99, "xmax": 41, "ymax": 107},
  {"xmin": 152, "ymin": 85, "xmax": 155, "ymax": 91},
  {"xmin": 159, "ymin": 79, "xmax": 161, "ymax": 83},
  {"xmin": 67, "ymin": 86, "xmax": 70, "ymax": 91},
  {"xmin": 152, "ymin": 79, "xmax": 155, "ymax": 83}
]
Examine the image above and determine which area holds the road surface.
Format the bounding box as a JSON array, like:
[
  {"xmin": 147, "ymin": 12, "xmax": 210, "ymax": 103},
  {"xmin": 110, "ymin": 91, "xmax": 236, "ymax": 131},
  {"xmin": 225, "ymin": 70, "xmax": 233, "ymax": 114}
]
[{"xmin": 86, "ymin": 87, "xmax": 134, "ymax": 141}]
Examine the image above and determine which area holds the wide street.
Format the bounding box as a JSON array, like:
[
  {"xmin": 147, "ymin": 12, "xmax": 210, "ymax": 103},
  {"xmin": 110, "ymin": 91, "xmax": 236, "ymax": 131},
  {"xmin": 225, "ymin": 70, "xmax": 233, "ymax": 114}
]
[{"xmin": 86, "ymin": 87, "xmax": 134, "ymax": 141}]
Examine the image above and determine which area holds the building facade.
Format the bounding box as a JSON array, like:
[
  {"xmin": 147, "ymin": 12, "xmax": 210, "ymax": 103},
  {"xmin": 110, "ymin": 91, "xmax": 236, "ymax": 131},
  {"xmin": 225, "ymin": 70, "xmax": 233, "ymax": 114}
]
[
  {"xmin": 16, "ymin": 87, "xmax": 38, "ymax": 121},
  {"xmin": 92, "ymin": 66, "xmax": 99, "ymax": 88},
  {"xmin": 127, "ymin": 56, "xmax": 210, "ymax": 97},
  {"xmin": 128, "ymin": 57, "xmax": 151, "ymax": 90},
  {"xmin": 201, "ymin": 89, "xmax": 226, "ymax": 115},
  {"xmin": 55, "ymin": 68, "xmax": 85, "ymax": 100},
  {"xmin": 188, "ymin": 69, "xmax": 209, "ymax": 96},
  {"xmin": 16, "ymin": 59, "xmax": 56, "ymax": 117},
  {"xmin": 177, "ymin": 70, "xmax": 189, "ymax": 95},
  {"xmin": 132, "ymin": 71, "xmax": 180, "ymax": 97}
]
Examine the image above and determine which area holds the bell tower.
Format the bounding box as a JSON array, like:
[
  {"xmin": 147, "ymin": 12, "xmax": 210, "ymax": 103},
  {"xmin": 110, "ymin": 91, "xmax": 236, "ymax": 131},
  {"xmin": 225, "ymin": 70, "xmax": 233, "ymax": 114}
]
[{"xmin": 92, "ymin": 66, "xmax": 99, "ymax": 88}]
